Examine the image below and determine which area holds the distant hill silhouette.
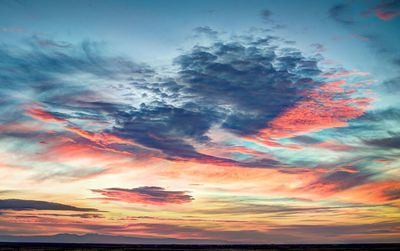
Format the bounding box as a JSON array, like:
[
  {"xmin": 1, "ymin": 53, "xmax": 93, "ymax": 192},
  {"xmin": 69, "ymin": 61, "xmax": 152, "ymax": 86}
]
[{"xmin": 0, "ymin": 233, "xmax": 235, "ymax": 245}]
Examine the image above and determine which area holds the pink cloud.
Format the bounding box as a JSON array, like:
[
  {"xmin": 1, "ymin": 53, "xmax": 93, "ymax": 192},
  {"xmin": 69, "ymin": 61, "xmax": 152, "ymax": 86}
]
[
  {"xmin": 25, "ymin": 107, "xmax": 68, "ymax": 124},
  {"xmin": 374, "ymin": 160, "xmax": 391, "ymax": 164},
  {"xmin": 320, "ymin": 59, "xmax": 341, "ymax": 65},
  {"xmin": 376, "ymin": 11, "xmax": 400, "ymax": 20},
  {"xmin": 252, "ymin": 77, "xmax": 375, "ymax": 142},
  {"xmin": 323, "ymin": 71, "xmax": 370, "ymax": 79}
]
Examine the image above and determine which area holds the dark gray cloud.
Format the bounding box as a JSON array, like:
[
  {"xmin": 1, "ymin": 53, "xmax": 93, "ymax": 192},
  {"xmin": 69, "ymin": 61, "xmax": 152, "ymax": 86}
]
[
  {"xmin": 193, "ymin": 26, "xmax": 218, "ymax": 38},
  {"xmin": 109, "ymin": 102, "xmax": 282, "ymax": 167},
  {"xmin": 105, "ymin": 37, "xmax": 326, "ymax": 167},
  {"xmin": 364, "ymin": 135, "xmax": 400, "ymax": 149},
  {"xmin": 383, "ymin": 189, "xmax": 400, "ymax": 201},
  {"xmin": 113, "ymin": 104, "xmax": 218, "ymax": 146},
  {"xmin": 174, "ymin": 41, "xmax": 321, "ymax": 136},
  {"xmin": 260, "ymin": 9, "xmax": 272, "ymax": 22},
  {"xmin": 91, "ymin": 186, "xmax": 194, "ymax": 205},
  {"xmin": 329, "ymin": 4, "xmax": 354, "ymax": 25},
  {"xmin": 382, "ymin": 76, "xmax": 400, "ymax": 93},
  {"xmin": 37, "ymin": 213, "xmax": 104, "ymax": 219},
  {"xmin": 291, "ymin": 135, "xmax": 322, "ymax": 145},
  {"xmin": 0, "ymin": 199, "xmax": 99, "ymax": 212},
  {"xmin": 360, "ymin": 107, "xmax": 400, "ymax": 122},
  {"xmin": 307, "ymin": 171, "xmax": 374, "ymax": 192}
]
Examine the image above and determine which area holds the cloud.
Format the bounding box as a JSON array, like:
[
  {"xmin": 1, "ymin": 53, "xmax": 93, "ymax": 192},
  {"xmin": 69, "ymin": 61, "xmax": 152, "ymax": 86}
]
[
  {"xmin": 383, "ymin": 188, "xmax": 400, "ymax": 201},
  {"xmin": 361, "ymin": 107, "xmax": 400, "ymax": 121},
  {"xmin": 257, "ymin": 81, "xmax": 373, "ymax": 140},
  {"xmin": 310, "ymin": 140, "xmax": 355, "ymax": 152},
  {"xmin": 25, "ymin": 107, "xmax": 69, "ymax": 124},
  {"xmin": 311, "ymin": 43, "xmax": 326, "ymax": 53},
  {"xmin": 193, "ymin": 26, "xmax": 218, "ymax": 38},
  {"xmin": 364, "ymin": 135, "xmax": 400, "ymax": 149},
  {"xmin": 306, "ymin": 171, "xmax": 374, "ymax": 194},
  {"xmin": 194, "ymin": 202, "xmax": 364, "ymax": 216},
  {"xmin": 382, "ymin": 76, "xmax": 400, "ymax": 93},
  {"xmin": 329, "ymin": 4, "xmax": 354, "ymax": 25},
  {"xmin": 1, "ymin": 27, "xmax": 24, "ymax": 33},
  {"xmin": 108, "ymin": 36, "xmax": 351, "ymax": 162},
  {"xmin": 174, "ymin": 41, "xmax": 322, "ymax": 138},
  {"xmin": 173, "ymin": 40, "xmax": 371, "ymax": 150},
  {"xmin": 350, "ymin": 0, "xmax": 400, "ymax": 21},
  {"xmin": 0, "ymin": 40, "xmax": 153, "ymax": 127},
  {"xmin": 0, "ymin": 219, "xmax": 398, "ymax": 244},
  {"xmin": 291, "ymin": 135, "xmax": 322, "ymax": 145},
  {"xmin": 37, "ymin": 213, "xmax": 104, "ymax": 219},
  {"xmin": 373, "ymin": 0, "xmax": 400, "ymax": 20},
  {"xmin": 328, "ymin": 1, "xmax": 400, "ymax": 24},
  {"xmin": 111, "ymin": 105, "xmax": 221, "ymax": 156},
  {"xmin": 1, "ymin": 38, "xmax": 286, "ymax": 168},
  {"xmin": 0, "ymin": 7, "xmax": 397, "ymax": 244},
  {"xmin": 0, "ymin": 199, "xmax": 99, "ymax": 212},
  {"xmin": 0, "ymin": 32, "xmax": 372, "ymax": 173},
  {"xmin": 260, "ymin": 9, "xmax": 272, "ymax": 22},
  {"xmin": 34, "ymin": 36, "xmax": 71, "ymax": 48},
  {"xmin": 376, "ymin": 11, "xmax": 400, "ymax": 20},
  {"xmin": 91, "ymin": 186, "xmax": 194, "ymax": 205},
  {"xmin": 323, "ymin": 70, "xmax": 370, "ymax": 79}
]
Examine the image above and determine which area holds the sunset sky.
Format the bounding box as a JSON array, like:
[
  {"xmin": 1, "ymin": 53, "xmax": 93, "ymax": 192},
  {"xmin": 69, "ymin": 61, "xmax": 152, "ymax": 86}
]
[{"xmin": 0, "ymin": 0, "xmax": 400, "ymax": 244}]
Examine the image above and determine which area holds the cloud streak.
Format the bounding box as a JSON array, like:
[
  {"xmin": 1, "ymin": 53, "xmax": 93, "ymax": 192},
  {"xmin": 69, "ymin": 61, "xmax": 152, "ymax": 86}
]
[
  {"xmin": 0, "ymin": 199, "xmax": 99, "ymax": 212},
  {"xmin": 91, "ymin": 186, "xmax": 194, "ymax": 205}
]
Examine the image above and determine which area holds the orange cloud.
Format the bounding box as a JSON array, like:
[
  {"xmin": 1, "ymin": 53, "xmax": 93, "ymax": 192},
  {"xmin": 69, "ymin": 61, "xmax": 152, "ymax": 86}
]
[
  {"xmin": 62, "ymin": 126, "xmax": 159, "ymax": 154},
  {"xmin": 257, "ymin": 80, "xmax": 374, "ymax": 140},
  {"xmin": 25, "ymin": 107, "xmax": 68, "ymax": 124}
]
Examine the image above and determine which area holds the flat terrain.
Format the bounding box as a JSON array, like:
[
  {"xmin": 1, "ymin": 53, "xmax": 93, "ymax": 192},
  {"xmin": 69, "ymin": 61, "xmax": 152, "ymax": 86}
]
[{"xmin": 0, "ymin": 243, "xmax": 399, "ymax": 251}]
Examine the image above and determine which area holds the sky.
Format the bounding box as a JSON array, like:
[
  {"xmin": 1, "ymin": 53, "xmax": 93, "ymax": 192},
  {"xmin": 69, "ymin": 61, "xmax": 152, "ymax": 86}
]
[{"xmin": 0, "ymin": 0, "xmax": 400, "ymax": 244}]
